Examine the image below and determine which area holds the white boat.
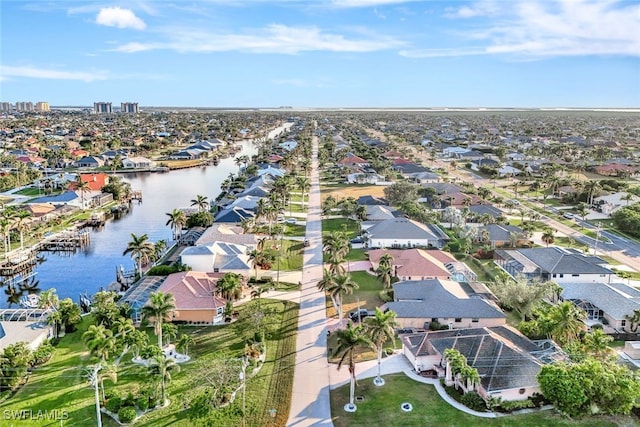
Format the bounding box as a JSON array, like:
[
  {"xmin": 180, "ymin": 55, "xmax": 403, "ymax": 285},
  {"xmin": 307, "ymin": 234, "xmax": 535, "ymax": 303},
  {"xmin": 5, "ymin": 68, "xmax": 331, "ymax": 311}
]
[{"xmin": 19, "ymin": 293, "xmax": 40, "ymax": 308}]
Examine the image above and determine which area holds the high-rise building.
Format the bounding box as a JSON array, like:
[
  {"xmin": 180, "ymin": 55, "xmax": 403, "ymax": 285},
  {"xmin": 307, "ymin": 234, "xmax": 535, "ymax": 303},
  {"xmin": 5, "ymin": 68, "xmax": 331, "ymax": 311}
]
[
  {"xmin": 93, "ymin": 102, "xmax": 113, "ymax": 114},
  {"xmin": 0, "ymin": 103, "xmax": 12, "ymax": 112},
  {"xmin": 15, "ymin": 102, "xmax": 34, "ymax": 112},
  {"xmin": 36, "ymin": 102, "xmax": 50, "ymax": 112},
  {"xmin": 120, "ymin": 102, "xmax": 139, "ymax": 113}
]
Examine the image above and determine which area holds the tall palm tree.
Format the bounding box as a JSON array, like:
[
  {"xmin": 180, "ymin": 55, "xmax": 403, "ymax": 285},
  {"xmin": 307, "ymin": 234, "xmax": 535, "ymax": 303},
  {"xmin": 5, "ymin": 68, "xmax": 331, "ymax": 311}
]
[
  {"xmin": 541, "ymin": 228, "xmax": 555, "ymax": 247},
  {"xmin": 582, "ymin": 329, "xmax": 613, "ymax": 360},
  {"xmin": 14, "ymin": 210, "xmax": 31, "ymax": 250},
  {"xmin": 250, "ymin": 285, "xmax": 268, "ymax": 308},
  {"xmin": 333, "ymin": 323, "xmax": 373, "ymax": 412},
  {"xmin": 98, "ymin": 362, "xmax": 118, "ymax": 403},
  {"xmin": 247, "ymin": 249, "xmax": 261, "ymax": 279},
  {"xmin": 83, "ymin": 324, "xmax": 117, "ymax": 362},
  {"xmin": 38, "ymin": 288, "xmax": 59, "ymax": 310},
  {"xmin": 363, "ymin": 308, "xmax": 398, "ymax": 386},
  {"xmin": 190, "ymin": 194, "xmax": 209, "ymax": 213},
  {"xmin": 317, "ymin": 269, "xmax": 339, "ymax": 316},
  {"xmin": 148, "ymin": 354, "xmax": 180, "ymax": 405},
  {"xmin": 324, "ymin": 231, "xmax": 351, "ymax": 275},
  {"xmin": 75, "ymin": 176, "xmax": 91, "ymax": 210},
  {"xmin": 331, "ymin": 273, "xmax": 359, "ymax": 327},
  {"xmin": 296, "ymin": 176, "xmax": 311, "ymax": 209},
  {"xmin": 165, "ymin": 209, "xmax": 187, "ymax": 241},
  {"xmin": 123, "ymin": 233, "xmax": 155, "ymax": 276},
  {"xmin": 141, "ymin": 291, "xmax": 176, "ymax": 348},
  {"xmin": 47, "ymin": 310, "xmax": 62, "ymax": 339},
  {"xmin": 583, "ymin": 179, "xmax": 602, "ymax": 205}
]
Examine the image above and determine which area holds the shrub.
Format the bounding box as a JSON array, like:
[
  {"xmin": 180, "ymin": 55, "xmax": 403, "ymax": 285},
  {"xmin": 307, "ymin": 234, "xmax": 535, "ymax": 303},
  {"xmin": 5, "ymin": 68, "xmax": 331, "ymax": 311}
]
[
  {"xmin": 117, "ymin": 406, "xmax": 137, "ymax": 424},
  {"xmin": 460, "ymin": 392, "xmax": 486, "ymax": 412},
  {"xmin": 136, "ymin": 396, "xmax": 149, "ymax": 412},
  {"xmin": 147, "ymin": 265, "xmax": 183, "ymax": 276},
  {"xmin": 499, "ymin": 399, "xmax": 535, "ymax": 412},
  {"xmin": 123, "ymin": 392, "xmax": 136, "ymax": 407},
  {"xmin": 31, "ymin": 343, "xmax": 54, "ymax": 366},
  {"xmin": 106, "ymin": 396, "xmax": 122, "ymax": 413},
  {"xmin": 104, "ymin": 389, "xmax": 120, "ymax": 401}
]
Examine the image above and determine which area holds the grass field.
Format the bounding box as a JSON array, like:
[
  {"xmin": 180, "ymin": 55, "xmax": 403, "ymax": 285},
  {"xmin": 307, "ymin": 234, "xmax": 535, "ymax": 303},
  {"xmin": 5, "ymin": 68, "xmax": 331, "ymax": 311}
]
[
  {"xmin": 322, "ymin": 218, "xmax": 360, "ymax": 238},
  {"xmin": 3, "ymin": 299, "xmax": 299, "ymax": 427},
  {"xmin": 320, "ymin": 184, "xmax": 386, "ymax": 201},
  {"xmin": 330, "ymin": 374, "xmax": 628, "ymax": 427}
]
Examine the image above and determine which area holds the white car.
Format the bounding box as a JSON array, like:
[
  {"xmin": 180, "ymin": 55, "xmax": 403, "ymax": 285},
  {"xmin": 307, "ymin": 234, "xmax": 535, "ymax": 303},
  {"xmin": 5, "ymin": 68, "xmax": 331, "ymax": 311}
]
[{"xmin": 285, "ymin": 218, "xmax": 297, "ymax": 224}]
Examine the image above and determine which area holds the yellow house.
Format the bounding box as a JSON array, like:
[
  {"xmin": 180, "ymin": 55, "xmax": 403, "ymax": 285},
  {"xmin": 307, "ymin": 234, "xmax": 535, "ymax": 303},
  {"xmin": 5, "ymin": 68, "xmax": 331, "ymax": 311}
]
[{"xmin": 157, "ymin": 271, "xmax": 227, "ymax": 324}]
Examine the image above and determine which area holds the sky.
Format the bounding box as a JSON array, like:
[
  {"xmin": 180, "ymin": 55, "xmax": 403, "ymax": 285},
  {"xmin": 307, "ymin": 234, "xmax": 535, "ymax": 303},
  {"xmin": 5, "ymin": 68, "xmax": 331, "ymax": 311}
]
[{"xmin": 1, "ymin": 0, "xmax": 639, "ymax": 108}]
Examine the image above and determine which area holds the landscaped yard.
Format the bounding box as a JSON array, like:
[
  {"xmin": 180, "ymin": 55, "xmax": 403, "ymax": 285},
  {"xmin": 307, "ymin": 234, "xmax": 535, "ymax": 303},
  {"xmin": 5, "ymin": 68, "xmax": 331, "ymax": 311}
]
[
  {"xmin": 322, "ymin": 218, "xmax": 360, "ymax": 238},
  {"xmin": 324, "ymin": 271, "xmax": 386, "ymax": 320},
  {"xmin": 264, "ymin": 239, "xmax": 304, "ymax": 271},
  {"xmin": 330, "ymin": 374, "xmax": 626, "ymax": 427},
  {"xmin": 3, "ymin": 299, "xmax": 299, "ymax": 427}
]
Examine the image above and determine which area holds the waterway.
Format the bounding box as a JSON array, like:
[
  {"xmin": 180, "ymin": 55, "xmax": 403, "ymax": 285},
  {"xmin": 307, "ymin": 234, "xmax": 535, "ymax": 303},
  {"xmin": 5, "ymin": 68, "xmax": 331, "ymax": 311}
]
[{"xmin": 0, "ymin": 140, "xmax": 261, "ymax": 308}]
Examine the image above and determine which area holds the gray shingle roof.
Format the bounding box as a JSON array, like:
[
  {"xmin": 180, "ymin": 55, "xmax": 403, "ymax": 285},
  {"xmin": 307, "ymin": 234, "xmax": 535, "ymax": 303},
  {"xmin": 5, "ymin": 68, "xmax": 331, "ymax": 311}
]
[
  {"xmin": 366, "ymin": 218, "xmax": 448, "ymax": 241},
  {"xmin": 403, "ymin": 326, "xmax": 543, "ymax": 392},
  {"xmin": 497, "ymin": 247, "xmax": 613, "ymax": 275},
  {"xmin": 388, "ymin": 279, "xmax": 505, "ymax": 319},
  {"xmin": 560, "ymin": 282, "xmax": 640, "ymax": 320}
]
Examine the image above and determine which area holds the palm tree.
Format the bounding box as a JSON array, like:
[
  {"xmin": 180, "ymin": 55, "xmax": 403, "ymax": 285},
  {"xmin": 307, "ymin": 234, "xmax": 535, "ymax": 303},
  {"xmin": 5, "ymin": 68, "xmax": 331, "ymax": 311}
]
[
  {"xmin": 190, "ymin": 194, "xmax": 209, "ymax": 213},
  {"xmin": 141, "ymin": 291, "xmax": 176, "ymax": 348},
  {"xmin": 543, "ymin": 301, "xmax": 586, "ymax": 346},
  {"xmin": 216, "ymin": 272, "xmax": 243, "ymax": 301},
  {"xmin": 47, "ymin": 310, "xmax": 62, "ymax": 339},
  {"xmin": 38, "ymin": 288, "xmax": 59, "ymax": 310},
  {"xmin": 582, "ymin": 329, "xmax": 613, "ymax": 360},
  {"xmin": 14, "ymin": 210, "xmax": 31, "ymax": 250},
  {"xmin": 296, "ymin": 176, "xmax": 311, "ymax": 209},
  {"xmin": 98, "ymin": 362, "xmax": 118, "ymax": 403},
  {"xmin": 162, "ymin": 323, "xmax": 178, "ymax": 346},
  {"xmin": 250, "ymin": 285, "xmax": 268, "ymax": 308},
  {"xmin": 123, "ymin": 233, "xmax": 155, "ymax": 276},
  {"xmin": 317, "ymin": 269, "xmax": 340, "ymax": 317},
  {"xmin": 333, "ymin": 323, "xmax": 373, "ymax": 412},
  {"xmin": 148, "ymin": 354, "xmax": 180, "ymax": 405},
  {"xmin": 247, "ymin": 249, "xmax": 261, "ymax": 279},
  {"xmin": 541, "ymin": 228, "xmax": 555, "ymax": 247},
  {"xmin": 176, "ymin": 334, "xmax": 195, "ymax": 357},
  {"xmin": 324, "ymin": 231, "xmax": 351, "ymax": 274},
  {"xmin": 165, "ymin": 209, "xmax": 187, "ymax": 241},
  {"xmin": 76, "ymin": 176, "xmax": 91, "ymax": 209},
  {"xmin": 83, "ymin": 324, "xmax": 117, "ymax": 362},
  {"xmin": 583, "ymin": 179, "xmax": 602, "ymax": 205},
  {"xmin": 363, "ymin": 308, "xmax": 398, "ymax": 386},
  {"xmin": 624, "ymin": 309, "xmax": 640, "ymax": 332},
  {"xmin": 331, "ymin": 273, "xmax": 359, "ymax": 327},
  {"xmin": 375, "ymin": 264, "xmax": 393, "ymax": 289}
]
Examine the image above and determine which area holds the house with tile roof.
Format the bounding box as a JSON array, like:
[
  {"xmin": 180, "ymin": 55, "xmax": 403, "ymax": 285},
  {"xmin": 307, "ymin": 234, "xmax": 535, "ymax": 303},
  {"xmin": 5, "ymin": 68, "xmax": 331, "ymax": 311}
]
[
  {"xmin": 474, "ymin": 224, "xmax": 526, "ymax": 248},
  {"xmin": 559, "ymin": 281, "xmax": 640, "ymax": 331},
  {"xmin": 368, "ymin": 249, "xmax": 454, "ymax": 281},
  {"xmin": 386, "ymin": 279, "xmax": 505, "ymax": 329},
  {"xmin": 365, "ymin": 218, "xmax": 449, "ymax": 249},
  {"xmin": 494, "ymin": 247, "xmax": 616, "ymax": 284},
  {"xmin": 156, "ymin": 271, "xmax": 227, "ymax": 324},
  {"xmin": 401, "ymin": 325, "xmax": 560, "ymax": 402}
]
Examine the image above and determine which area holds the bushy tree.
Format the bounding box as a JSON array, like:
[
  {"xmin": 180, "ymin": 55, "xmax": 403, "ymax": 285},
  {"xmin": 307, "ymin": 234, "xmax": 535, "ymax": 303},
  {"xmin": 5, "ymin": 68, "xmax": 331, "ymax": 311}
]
[{"xmin": 383, "ymin": 181, "xmax": 418, "ymax": 206}]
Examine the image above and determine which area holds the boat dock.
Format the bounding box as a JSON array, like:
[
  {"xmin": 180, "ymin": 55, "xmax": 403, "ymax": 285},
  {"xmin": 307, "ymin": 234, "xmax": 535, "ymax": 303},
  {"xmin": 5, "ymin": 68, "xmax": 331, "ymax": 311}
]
[{"xmin": 37, "ymin": 229, "xmax": 90, "ymax": 253}]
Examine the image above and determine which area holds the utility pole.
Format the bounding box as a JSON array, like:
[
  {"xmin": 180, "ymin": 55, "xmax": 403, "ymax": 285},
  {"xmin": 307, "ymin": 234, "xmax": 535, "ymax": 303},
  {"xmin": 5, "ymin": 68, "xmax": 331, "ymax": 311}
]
[
  {"xmin": 593, "ymin": 222, "xmax": 602, "ymax": 256},
  {"xmin": 87, "ymin": 364, "xmax": 102, "ymax": 427},
  {"xmin": 240, "ymin": 357, "xmax": 247, "ymax": 427}
]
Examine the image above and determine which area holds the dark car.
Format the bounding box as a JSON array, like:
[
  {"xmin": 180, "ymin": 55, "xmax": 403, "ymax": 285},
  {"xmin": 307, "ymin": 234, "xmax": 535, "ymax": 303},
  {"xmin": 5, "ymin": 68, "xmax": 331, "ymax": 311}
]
[
  {"xmin": 348, "ymin": 309, "xmax": 374, "ymax": 322},
  {"xmin": 303, "ymin": 239, "xmax": 310, "ymax": 247}
]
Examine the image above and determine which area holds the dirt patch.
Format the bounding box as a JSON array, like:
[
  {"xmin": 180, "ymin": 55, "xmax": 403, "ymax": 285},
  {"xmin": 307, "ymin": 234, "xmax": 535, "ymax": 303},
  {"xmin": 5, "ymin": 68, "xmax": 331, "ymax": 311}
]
[{"xmin": 321, "ymin": 185, "xmax": 386, "ymax": 200}]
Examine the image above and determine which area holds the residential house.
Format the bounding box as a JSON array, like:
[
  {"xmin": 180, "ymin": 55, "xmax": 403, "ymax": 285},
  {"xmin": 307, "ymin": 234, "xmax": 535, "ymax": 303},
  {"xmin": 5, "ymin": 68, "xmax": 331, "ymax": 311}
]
[
  {"xmin": 593, "ymin": 192, "xmax": 639, "ymax": 216},
  {"xmin": 338, "ymin": 153, "xmax": 369, "ymax": 169},
  {"xmin": 346, "ymin": 171, "xmax": 385, "ymax": 184},
  {"xmin": 559, "ymin": 281, "xmax": 640, "ymax": 331},
  {"xmin": 494, "ymin": 247, "xmax": 616, "ymax": 284},
  {"xmin": 214, "ymin": 207, "xmax": 256, "ymax": 223},
  {"xmin": 122, "ymin": 156, "xmax": 154, "ymax": 169},
  {"xmin": 195, "ymin": 223, "xmax": 257, "ymax": 247},
  {"xmin": 180, "ymin": 241, "xmax": 251, "ymax": 275},
  {"xmin": 401, "ymin": 326, "xmax": 560, "ymax": 402},
  {"xmin": 368, "ymin": 249, "xmax": 454, "ymax": 281},
  {"xmin": 76, "ymin": 156, "xmax": 104, "ymax": 168},
  {"xmin": 475, "ymin": 224, "xmax": 526, "ymax": 248},
  {"xmin": 498, "ymin": 165, "xmax": 522, "ymax": 177},
  {"xmin": 470, "ymin": 158, "xmax": 499, "ymax": 171},
  {"xmin": 357, "ymin": 195, "xmax": 388, "ymax": 206},
  {"xmin": 386, "ymin": 279, "xmax": 506, "ymax": 329},
  {"xmin": 156, "ymin": 271, "xmax": 227, "ymax": 324},
  {"xmin": 365, "ymin": 218, "xmax": 449, "ymax": 249}
]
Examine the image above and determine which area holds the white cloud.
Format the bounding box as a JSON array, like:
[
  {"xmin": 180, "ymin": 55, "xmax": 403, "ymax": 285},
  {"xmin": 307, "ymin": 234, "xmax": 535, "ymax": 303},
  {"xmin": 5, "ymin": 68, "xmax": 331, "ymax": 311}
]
[
  {"xmin": 423, "ymin": 0, "xmax": 640, "ymax": 58},
  {"xmin": 112, "ymin": 24, "xmax": 403, "ymax": 54},
  {"xmin": 0, "ymin": 65, "xmax": 109, "ymax": 82},
  {"xmin": 96, "ymin": 7, "xmax": 146, "ymax": 30}
]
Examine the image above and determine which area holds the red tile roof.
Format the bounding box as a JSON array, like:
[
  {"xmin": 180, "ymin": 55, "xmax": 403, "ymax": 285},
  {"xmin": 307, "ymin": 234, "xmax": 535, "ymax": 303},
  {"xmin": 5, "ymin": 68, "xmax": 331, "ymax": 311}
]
[{"xmin": 158, "ymin": 271, "xmax": 227, "ymax": 311}]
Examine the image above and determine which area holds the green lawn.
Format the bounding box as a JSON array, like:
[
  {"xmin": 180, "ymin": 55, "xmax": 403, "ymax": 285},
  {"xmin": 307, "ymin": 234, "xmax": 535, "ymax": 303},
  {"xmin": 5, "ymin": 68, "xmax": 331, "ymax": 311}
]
[
  {"xmin": 4, "ymin": 300, "xmax": 299, "ymax": 427},
  {"xmin": 283, "ymin": 224, "xmax": 306, "ymax": 237},
  {"xmin": 330, "ymin": 374, "xmax": 627, "ymax": 427},
  {"xmin": 322, "ymin": 218, "xmax": 360, "ymax": 238},
  {"xmin": 267, "ymin": 239, "xmax": 304, "ymax": 271},
  {"xmin": 343, "ymin": 271, "xmax": 385, "ymax": 312},
  {"xmin": 323, "ymin": 248, "xmax": 369, "ymax": 263},
  {"xmin": 14, "ymin": 187, "xmax": 44, "ymax": 196}
]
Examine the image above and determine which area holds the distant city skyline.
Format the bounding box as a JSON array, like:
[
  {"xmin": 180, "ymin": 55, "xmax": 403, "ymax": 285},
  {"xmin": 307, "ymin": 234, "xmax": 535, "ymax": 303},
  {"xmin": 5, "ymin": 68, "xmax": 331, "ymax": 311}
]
[{"xmin": 1, "ymin": 0, "xmax": 639, "ymax": 108}]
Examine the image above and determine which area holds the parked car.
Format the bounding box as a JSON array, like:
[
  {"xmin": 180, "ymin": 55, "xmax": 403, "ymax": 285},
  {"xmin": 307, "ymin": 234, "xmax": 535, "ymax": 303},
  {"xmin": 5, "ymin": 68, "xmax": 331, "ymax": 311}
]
[
  {"xmin": 286, "ymin": 218, "xmax": 297, "ymax": 224},
  {"xmin": 563, "ymin": 212, "xmax": 574, "ymax": 219},
  {"xmin": 348, "ymin": 309, "xmax": 374, "ymax": 322},
  {"xmin": 303, "ymin": 239, "xmax": 310, "ymax": 247},
  {"xmin": 350, "ymin": 236, "xmax": 364, "ymax": 244}
]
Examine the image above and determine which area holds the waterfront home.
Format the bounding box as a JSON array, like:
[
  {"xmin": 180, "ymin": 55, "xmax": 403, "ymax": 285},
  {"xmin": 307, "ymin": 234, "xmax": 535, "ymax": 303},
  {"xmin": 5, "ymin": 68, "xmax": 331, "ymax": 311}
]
[
  {"xmin": 386, "ymin": 279, "xmax": 505, "ymax": 330},
  {"xmin": 180, "ymin": 241, "xmax": 251, "ymax": 275},
  {"xmin": 156, "ymin": 271, "xmax": 227, "ymax": 324},
  {"xmin": 122, "ymin": 156, "xmax": 154, "ymax": 169},
  {"xmin": 494, "ymin": 247, "xmax": 616, "ymax": 284},
  {"xmin": 401, "ymin": 326, "xmax": 560, "ymax": 402},
  {"xmin": 214, "ymin": 207, "xmax": 256, "ymax": 223},
  {"xmin": 76, "ymin": 155, "xmax": 104, "ymax": 168}
]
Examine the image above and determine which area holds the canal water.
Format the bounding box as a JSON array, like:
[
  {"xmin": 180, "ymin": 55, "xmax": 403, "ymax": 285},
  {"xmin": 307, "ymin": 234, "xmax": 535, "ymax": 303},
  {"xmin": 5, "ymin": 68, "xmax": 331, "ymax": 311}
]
[{"xmin": 0, "ymin": 140, "xmax": 259, "ymax": 308}]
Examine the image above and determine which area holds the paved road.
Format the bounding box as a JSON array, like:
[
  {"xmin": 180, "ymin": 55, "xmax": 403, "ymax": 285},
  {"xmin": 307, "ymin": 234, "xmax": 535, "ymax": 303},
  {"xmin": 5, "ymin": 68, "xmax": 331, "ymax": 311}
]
[{"xmin": 287, "ymin": 133, "xmax": 333, "ymax": 427}]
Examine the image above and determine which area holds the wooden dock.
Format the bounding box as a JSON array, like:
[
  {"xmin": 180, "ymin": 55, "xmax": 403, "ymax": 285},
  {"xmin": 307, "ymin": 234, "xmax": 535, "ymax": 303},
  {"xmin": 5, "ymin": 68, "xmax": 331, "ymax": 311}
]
[{"xmin": 37, "ymin": 230, "xmax": 90, "ymax": 253}]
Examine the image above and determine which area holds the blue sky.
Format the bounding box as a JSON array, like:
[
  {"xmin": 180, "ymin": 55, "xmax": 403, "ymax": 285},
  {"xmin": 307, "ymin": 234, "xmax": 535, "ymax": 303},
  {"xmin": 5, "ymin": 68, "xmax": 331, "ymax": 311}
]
[{"xmin": 1, "ymin": 0, "xmax": 639, "ymax": 108}]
